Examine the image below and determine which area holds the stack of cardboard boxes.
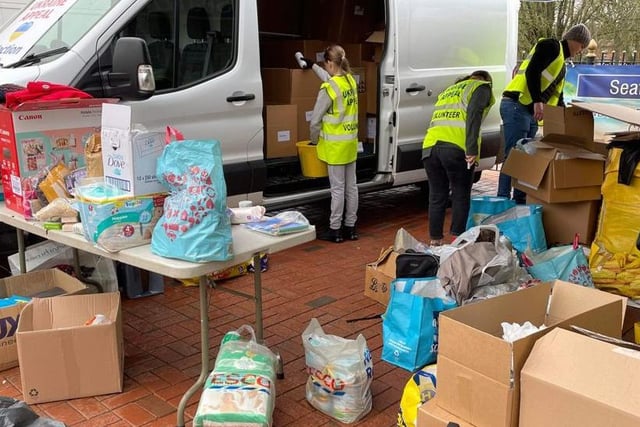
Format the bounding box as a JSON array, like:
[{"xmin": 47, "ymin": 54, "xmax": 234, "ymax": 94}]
[
  {"xmin": 258, "ymin": 0, "xmax": 382, "ymax": 160},
  {"xmin": 501, "ymin": 103, "xmax": 611, "ymax": 246}
]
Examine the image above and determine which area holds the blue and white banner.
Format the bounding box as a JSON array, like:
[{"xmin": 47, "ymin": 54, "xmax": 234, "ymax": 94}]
[{"xmin": 565, "ymin": 65, "xmax": 640, "ymax": 137}]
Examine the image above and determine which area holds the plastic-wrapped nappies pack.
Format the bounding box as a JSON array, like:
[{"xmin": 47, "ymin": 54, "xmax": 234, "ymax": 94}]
[{"xmin": 194, "ymin": 325, "xmax": 277, "ymax": 427}]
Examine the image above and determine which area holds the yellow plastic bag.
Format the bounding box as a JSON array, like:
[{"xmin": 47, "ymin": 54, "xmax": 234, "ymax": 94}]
[
  {"xmin": 397, "ymin": 364, "xmax": 437, "ymax": 427},
  {"xmin": 590, "ymin": 147, "xmax": 640, "ymax": 298}
]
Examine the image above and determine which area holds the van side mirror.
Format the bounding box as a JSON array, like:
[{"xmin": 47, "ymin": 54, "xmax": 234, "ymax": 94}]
[{"xmin": 105, "ymin": 37, "xmax": 156, "ymax": 100}]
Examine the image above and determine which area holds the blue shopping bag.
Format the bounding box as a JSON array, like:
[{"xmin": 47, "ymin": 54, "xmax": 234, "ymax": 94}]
[
  {"xmin": 151, "ymin": 128, "xmax": 233, "ymax": 262},
  {"xmin": 523, "ymin": 235, "xmax": 594, "ymax": 287},
  {"xmin": 382, "ymin": 278, "xmax": 457, "ymax": 372},
  {"xmin": 466, "ymin": 196, "xmax": 516, "ymax": 230},
  {"xmin": 480, "ymin": 204, "xmax": 547, "ymax": 254}
]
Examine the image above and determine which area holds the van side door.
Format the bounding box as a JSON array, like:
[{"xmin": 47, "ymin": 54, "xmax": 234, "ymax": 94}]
[
  {"xmin": 83, "ymin": 0, "xmax": 264, "ymax": 199},
  {"xmin": 390, "ymin": 0, "xmax": 510, "ymax": 185}
]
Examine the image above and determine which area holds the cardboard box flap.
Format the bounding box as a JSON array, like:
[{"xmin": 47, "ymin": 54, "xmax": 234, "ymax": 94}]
[
  {"xmin": 571, "ymin": 101, "xmax": 640, "ymax": 128},
  {"xmin": 548, "ymin": 281, "xmax": 626, "ymax": 330},
  {"xmin": 543, "ymin": 104, "xmax": 594, "ymax": 141},
  {"xmin": 29, "ymin": 293, "xmax": 121, "ymax": 330},
  {"xmin": 0, "ymin": 269, "xmax": 87, "ymax": 298},
  {"xmin": 367, "ymin": 246, "xmax": 397, "ymax": 275},
  {"xmin": 500, "ymin": 149, "xmax": 551, "ymax": 189},
  {"xmin": 551, "ymin": 158, "xmax": 604, "ymax": 189},
  {"xmin": 522, "ymin": 328, "xmax": 640, "ymax": 417},
  {"xmin": 365, "ymin": 30, "xmax": 384, "ymax": 43}
]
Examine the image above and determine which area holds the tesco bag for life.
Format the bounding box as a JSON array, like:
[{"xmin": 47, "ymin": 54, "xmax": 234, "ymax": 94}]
[
  {"xmin": 151, "ymin": 128, "xmax": 233, "ymax": 262},
  {"xmin": 302, "ymin": 318, "xmax": 373, "ymax": 424}
]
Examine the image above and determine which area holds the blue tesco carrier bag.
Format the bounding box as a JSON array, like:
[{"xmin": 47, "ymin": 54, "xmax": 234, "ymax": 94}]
[
  {"xmin": 466, "ymin": 196, "xmax": 516, "ymax": 230},
  {"xmin": 480, "ymin": 204, "xmax": 547, "ymax": 254},
  {"xmin": 151, "ymin": 128, "xmax": 233, "ymax": 262},
  {"xmin": 382, "ymin": 278, "xmax": 457, "ymax": 372}
]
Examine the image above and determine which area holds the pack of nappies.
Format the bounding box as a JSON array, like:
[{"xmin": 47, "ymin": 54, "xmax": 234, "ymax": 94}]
[{"xmin": 194, "ymin": 326, "xmax": 277, "ymax": 427}]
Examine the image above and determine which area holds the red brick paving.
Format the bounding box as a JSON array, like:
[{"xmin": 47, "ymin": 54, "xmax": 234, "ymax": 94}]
[{"xmin": 0, "ymin": 172, "xmax": 499, "ymax": 426}]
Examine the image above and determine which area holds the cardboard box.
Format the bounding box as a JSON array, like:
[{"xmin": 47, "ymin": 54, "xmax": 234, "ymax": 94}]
[
  {"xmin": 364, "ymin": 246, "xmax": 397, "ymax": 305},
  {"xmin": 0, "ymin": 98, "xmax": 116, "ymax": 215},
  {"xmin": 526, "ymin": 195, "xmax": 600, "ymax": 246},
  {"xmin": 262, "ymin": 68, "xmax": 323, "ymax": 104},
  {"xmin": 290, "ymin": 96, "xmax": 317, "ymax": 141},
  {"xmin": 17, "ymin": 292, "xmax": 123, "ymax": 404},
  {"xmin": 260, "ymin": 39, "xmax": 327, "ymax": 69},
  {"xmin": 366, "ymin": 30, "xmax": 384, "ymax": 62},
  {"xmin": 543, "ymin": 104, "xmax": 605, "ymax": 155},
  {"xmin": 520, "ymin": 328, "xmax": 640, "ymax": 427},
  {"xmin": 264, "ymin": 104, "xmax": 298, "ymax": 158},
  {"xmin": 364, "ymin": 61, "xmax": 378, "ymax": 113},
  {"xmin": 436, "ymin": 281, "xmax": 626, "ymax": 427},
  {"xmin": 101, "ymin": 103, "xmax": 166, "ymax": 197},
  {"xmin": 501, "ymin": 141, "xmax": 605, "ymax": 203},
  {"xmin": 0, "ymin": 269, "xmax": 88, "ymax": 371},
  {"xmin": 417, "ymin": 398, "xmax": 475, "ymax": 427}
]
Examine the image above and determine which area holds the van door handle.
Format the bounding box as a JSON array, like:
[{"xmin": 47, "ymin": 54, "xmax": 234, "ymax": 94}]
[
  {"xmin": 226, "ymin": 93, "xmax": 256, "ymax": 102},
  {"xmin": 405, "ymin": 85, "xmax": 425, "ymax": 93}
]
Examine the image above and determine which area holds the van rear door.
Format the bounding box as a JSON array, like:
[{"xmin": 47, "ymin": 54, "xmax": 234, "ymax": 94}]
[{"xmin": 388, "ymin": 0, "xmax": 513, "ymax": 185}]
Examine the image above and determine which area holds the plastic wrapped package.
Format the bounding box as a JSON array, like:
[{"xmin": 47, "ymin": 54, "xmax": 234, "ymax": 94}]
[
  {"xmin": 193, "ymin": 325, "xmax": 277, "ymax": 427},
  {"xmin": 75, "ymin": 179, "xmax": 165, "ymax": 252},
  {"xmin": 302, "ymin": 318, "xmax": 373, "ymax": 424}
]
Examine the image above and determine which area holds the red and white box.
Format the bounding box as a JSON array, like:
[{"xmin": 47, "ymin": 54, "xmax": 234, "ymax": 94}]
[{"xmin": 0, "ymin": 98, "xmax": 116, "ymax": 215}]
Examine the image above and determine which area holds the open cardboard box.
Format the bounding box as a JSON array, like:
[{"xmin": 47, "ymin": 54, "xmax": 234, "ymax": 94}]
[
  {"xmin": 0, "ymin": 269, "xmax": 88, "ymax": 372},
  {"xmin": 436, "ymin": 280, "xmax": 626, "ymax": 427},
  {"xmin": 544, "ymin": 101, "xmax": 640, "ymax": 156},
  {"xmin": 520, "ymin": 327, "xmax": 640, "ymax": 427},
  {"xmin": 363, "ymin": 246, "xmax": 398, "ymax": 305},
  {"xmin": 16, "ymin": 292, "xmax": 123, "ymax": 404},
  {"xmin": 501, "ymin": 139, "xmax": 605, "ymax": 203}
]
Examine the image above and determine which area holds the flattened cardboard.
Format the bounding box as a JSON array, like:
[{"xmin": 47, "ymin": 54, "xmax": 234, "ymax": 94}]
[
  {"xmin": 437, "ymin": 281, "xmax": 626, "ymax": 427},
  {"xmin": 520, "ymin": 328, "xmax": 640, "ymax": 427},
  {"xmin": 16, "ymin": 292, "xmax": 123, "ymax": 404},
  {"xmin": 417, "ymin": 398, "xmax": 474, "ymax": 427},
  {"xmin": 364, "ymin": 246, "xmax": 397, "ymax": 305},
  {"xmin": 0, "ymin": 269, "xmax": 88, "ymax": 371}
]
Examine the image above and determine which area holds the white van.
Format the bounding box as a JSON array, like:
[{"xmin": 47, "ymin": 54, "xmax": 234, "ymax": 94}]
[{"xmin": 0, "ymin": 0, "xmax": 519, "ymax": 209}]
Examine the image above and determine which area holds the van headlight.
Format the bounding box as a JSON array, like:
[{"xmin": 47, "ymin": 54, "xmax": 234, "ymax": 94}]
[{"xmin": 138, "ymin": 64, "xmax": 155, "ymax": 92}]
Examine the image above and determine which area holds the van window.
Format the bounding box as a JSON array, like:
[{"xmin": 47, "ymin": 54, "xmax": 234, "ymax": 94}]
[{"xmin": 120, "ymin": 0, "xmax": 235, "ymax": 90}]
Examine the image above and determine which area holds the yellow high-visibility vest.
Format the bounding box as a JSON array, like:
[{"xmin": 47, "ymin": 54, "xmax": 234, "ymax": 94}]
[
  {"xmin": 504, "ymin": 38, "xmax": 566, "ymax": 106},
  {"xmin": 317, "ymin": 74, "xmax": 358, "ymax": 165},
  {"xmin": 422, "ymin": 79, "xmax": 494, "ymax": 151}
]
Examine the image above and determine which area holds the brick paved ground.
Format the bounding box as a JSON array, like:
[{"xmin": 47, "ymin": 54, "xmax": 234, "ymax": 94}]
[{"xmin": 0, "ymin": 171, "xmax": 499, "ymax": 426}]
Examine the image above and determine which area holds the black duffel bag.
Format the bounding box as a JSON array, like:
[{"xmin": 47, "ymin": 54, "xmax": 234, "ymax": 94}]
[{"xmin": 395, "ymin": 249, "xmax": 439, "ymax": 278}]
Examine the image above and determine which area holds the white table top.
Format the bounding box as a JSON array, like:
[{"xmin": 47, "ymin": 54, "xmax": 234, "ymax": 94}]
[{"xmin": 0, "ymin": 203, "xmax": 316, "ymax": 279}]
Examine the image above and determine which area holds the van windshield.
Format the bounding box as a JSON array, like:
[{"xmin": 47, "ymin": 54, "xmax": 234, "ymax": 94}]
[{"xmin": 0, "ymin": 0, "xmax": 120, "ymax": 67}]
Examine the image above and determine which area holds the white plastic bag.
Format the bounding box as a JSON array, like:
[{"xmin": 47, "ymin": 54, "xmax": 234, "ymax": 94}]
[{"xmin": 302, "ymin": 318, "xmax": 373, "ymax": 424}]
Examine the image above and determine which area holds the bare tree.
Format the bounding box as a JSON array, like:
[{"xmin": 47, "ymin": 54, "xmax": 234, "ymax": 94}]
[{"xmin": 518, "ymin": 0, "xmax": 640, "ymax": 60}]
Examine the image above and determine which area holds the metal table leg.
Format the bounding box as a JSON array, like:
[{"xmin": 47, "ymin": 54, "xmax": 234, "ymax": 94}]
[
  {"xmin": 176, "ymin": 274, "xmax": 210, "ymax": 427},
  {"xmin": 253, "ymin": 252, "xmax": 263, "ymax": 342},
  {"xmin": 16, "ymin": 228, "xmax": 26, "ymax": 274}
]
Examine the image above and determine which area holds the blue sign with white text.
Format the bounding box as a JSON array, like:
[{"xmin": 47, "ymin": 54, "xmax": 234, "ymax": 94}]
[{"xmin": 575, "ymin": 73, "xmax": 640, "ymax": 98}]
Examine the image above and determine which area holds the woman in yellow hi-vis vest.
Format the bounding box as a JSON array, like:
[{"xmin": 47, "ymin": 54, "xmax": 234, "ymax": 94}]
[
  {"xmin": 422, "ymin": 71, "xmax": 495, "ymax": 246},
  {"xmin": 498, "ymin": 24, "xmax": 591, "ymax": 204},
  {"xmin": 298, "ymin": 45, "xmax": 359, "ymax": 243}
]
